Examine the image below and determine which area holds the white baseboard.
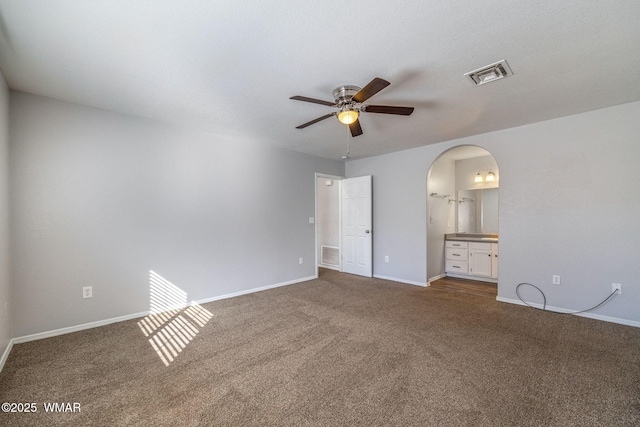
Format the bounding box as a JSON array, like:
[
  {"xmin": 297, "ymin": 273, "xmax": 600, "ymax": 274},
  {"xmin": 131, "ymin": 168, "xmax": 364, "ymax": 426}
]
[
  {"xmin": 447, "ymin": 273, "xmax": 497, "ymax": 283},
  {"xmin": 0, "ymin": 338, "xmax": 14, "ymax": 373},
  {"xmin": 13, "ymin": 310, "xmax": 150, "ymax": 344},
  {"xmin": 318, "ymin": 264, "xmax": 340, "ymax": 271},
  {"xmin": 373, "ymin": 274, "xmax": 427, "ymax": 287},
  {"xmin": 427, "ymin": 273, "xmax": 447, "ymax": 285},
  {"xmin": 12, "ymin": 275, "xmax": 317, "ymax": 346},
  {"xmin": 496, "ymin": 296, "xmax": 640, "ymax": 328},
  {"xmin": 196, "ymin": 275, "xmax": 316, "ymax": 305}
]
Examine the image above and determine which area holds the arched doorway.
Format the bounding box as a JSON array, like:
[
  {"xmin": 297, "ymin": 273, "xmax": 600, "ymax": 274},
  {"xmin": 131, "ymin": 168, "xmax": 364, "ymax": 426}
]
[{"xmin": 427, "ymin": 145, "xmax": 500, "ymax": 288}]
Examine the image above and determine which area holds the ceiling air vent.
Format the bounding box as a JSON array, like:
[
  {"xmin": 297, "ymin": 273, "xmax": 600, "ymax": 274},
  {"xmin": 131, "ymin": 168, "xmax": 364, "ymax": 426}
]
[{"xmin": 464, "ymin": 60, "xmax": 513, "ymax": 86}]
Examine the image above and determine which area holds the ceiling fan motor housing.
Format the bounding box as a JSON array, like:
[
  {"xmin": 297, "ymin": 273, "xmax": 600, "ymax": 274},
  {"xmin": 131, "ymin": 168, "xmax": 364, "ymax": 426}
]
[{"xmin": 332, "ymin": 85, "xmax": 361, "ymax": 108}]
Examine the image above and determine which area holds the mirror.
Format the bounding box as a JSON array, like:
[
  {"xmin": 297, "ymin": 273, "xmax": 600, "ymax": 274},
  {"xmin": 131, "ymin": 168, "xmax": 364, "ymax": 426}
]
[{"xmin": 457, "ymin": 188, "xmax": 498, "ymax": 233}]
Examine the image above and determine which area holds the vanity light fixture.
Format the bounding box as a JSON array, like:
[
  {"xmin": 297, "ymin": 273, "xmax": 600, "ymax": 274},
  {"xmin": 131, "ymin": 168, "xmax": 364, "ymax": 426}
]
[{"xmin": 474, "ymin": 170, "xmax": 496, "ymax": 183}]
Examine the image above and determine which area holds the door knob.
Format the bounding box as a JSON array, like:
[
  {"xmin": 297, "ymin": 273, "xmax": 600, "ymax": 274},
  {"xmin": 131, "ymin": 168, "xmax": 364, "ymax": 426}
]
[{"xmin": 365, "ymin": 230, "xmax": 370, "ymax": 234}]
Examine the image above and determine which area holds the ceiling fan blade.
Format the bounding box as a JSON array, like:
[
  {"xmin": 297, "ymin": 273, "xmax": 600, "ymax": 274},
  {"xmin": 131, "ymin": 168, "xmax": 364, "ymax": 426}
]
[
  {"xmin": 352, "ymin": 77, "xmax": 390, "ymax": 103},
  {"xmin": 290, "ymin": 96, "xmax": 336, "ymax": 107},
  {"xmin": 295, "ymin": 113, "xmax": 336, "ymax": 129},
  {"xmin": 349, "ymin": 119, "xmax": 363, "ymax": 137},
  {"xmin": 364, "ymin": 105, "xmax": 415, "ymax": 115}
]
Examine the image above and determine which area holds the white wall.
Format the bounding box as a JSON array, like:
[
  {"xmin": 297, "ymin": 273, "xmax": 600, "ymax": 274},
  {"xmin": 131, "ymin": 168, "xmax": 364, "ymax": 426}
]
[
  {"xmin": 347, "ymin": 101, "xmax": 640, "ymax": 325},
  {"xmin": 9, "ymin": 92, "xmax": 344, "ymax": 337},
  {"xmin": 0, "ymin": 72, "xmax": 11, "ymax": 357}
]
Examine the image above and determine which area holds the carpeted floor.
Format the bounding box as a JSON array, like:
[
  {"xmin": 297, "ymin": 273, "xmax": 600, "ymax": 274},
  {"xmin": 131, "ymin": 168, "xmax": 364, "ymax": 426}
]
[{"xmin": 1, "ymin": 269, "xmax": 639, "ymax": 426}]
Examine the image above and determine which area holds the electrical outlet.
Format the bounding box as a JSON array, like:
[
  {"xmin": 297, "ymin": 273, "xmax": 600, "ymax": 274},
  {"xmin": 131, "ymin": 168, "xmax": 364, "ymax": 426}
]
[
  {"xmin": 552, "ymin": 275, "xmax": 561, "ymax": 285},
  {"xmin": 299, "ymin": 257, "xmax": 303, "ymax": 265},
  {"xmin": 612, "ymin": 283, "xmax": 622, "ymax": 295},
  {"xmin": 385, "ymin": 256, "xmax": 389, "ymax": 263},
  {"xmin": 83, "ymin": 286, "xmax": 92, "ymax": 299}
]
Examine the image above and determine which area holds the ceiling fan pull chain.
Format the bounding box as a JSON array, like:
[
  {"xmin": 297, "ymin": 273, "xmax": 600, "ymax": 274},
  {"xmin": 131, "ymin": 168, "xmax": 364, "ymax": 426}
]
[{"xmin": 346, "ymin": 126, "xmax": 351, "ymax": 156}]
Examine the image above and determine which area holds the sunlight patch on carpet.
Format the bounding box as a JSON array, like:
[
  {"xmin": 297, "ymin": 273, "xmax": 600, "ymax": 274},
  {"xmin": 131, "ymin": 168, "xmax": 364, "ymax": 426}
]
[{"xmin": 137, "ymin": 271, "xmax": 213, "ymax": 366}]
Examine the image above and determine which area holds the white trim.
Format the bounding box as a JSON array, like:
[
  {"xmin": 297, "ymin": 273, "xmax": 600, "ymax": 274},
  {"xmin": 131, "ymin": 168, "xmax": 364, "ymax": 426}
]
[
  {"xmin": 446, "ymin": 272, "xmax": 498, "ymax": 283},
  {"xmin": 496, "ymin": 296, "xmax": 640, "ymax": 328},
  {"xmin": 0, "ymin": 338, "xmax": 14, "ymax": 372},
  {"xmin": 196, "ymin": 275, "xmax": 316, "ymax": 305},
  {"xmin": 11, "ymin": 275, "xmax": 317, "ymax": 346},
  {"xmin": 318, "ymin": 264, "xmax": 340, "ymax": 271},
  {"xmin": 427, "ymin": 273, "xmax": 447, "ymax": 285},
  {"xmin": 374, "ymin": 274, "xmax": 428, "ymax": 287},
  {"xmin": 13, "ymin": 311, "xmax": 150, "ymax": 344}
]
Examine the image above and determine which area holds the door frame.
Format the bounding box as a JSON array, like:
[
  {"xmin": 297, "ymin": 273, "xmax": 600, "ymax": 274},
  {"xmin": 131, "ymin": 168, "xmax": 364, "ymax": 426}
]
[{"xmin": 314, "ymin": 173, "xmax": 344, "ymax": 277}]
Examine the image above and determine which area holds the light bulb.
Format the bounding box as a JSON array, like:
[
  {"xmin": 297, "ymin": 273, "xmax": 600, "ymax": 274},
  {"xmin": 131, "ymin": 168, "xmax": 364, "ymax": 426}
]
[{"xmin": 338, "ymin": 109, "xmax": 359, "ymax": 125}]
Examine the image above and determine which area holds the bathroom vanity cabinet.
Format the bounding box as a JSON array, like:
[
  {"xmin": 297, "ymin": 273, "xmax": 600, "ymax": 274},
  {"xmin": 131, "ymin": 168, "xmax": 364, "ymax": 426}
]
[{"xmin": 445, "ymin": 235, "xmax": 498, "ymax": 282}]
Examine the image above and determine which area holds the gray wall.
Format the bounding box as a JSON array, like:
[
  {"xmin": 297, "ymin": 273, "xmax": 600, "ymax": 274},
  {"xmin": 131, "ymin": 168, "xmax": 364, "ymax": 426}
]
[
  {"xmin": 347, "ymin": 101, "xmax": 640, "ymax": 324},
  {"xmin": 9, "ymin": 92, "xmax": 344, "ymax": 337},
  {"xmin": 0, "ymin": 73, "xmax": 10, "ymax": 354}
]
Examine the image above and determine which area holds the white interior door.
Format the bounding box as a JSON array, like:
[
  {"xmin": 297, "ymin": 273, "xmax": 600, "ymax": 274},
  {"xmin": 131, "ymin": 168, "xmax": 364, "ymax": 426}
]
[{"xmin": 341, "ymin": 175, "xmax": 372, "ymax": 277}]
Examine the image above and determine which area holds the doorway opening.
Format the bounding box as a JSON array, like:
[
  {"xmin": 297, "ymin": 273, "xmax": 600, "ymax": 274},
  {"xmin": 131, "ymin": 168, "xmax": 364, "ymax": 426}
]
[
  {"xmin": 315, "ymin": 173, "xmax": 343, "ymax": 274},
  {"xmin": 426, "ymin": 145, "xmax": 500, "ymax": 289},
  {"xmin": 315, "ymin": 174, "xmax": 373, "ymax": 278}
]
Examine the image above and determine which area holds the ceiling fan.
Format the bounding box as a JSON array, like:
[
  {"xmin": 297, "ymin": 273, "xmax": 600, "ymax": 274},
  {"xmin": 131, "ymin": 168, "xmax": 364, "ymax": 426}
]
[{"xmin": 290, "ymin": 77, "xmax": 414, "ymax": 137}]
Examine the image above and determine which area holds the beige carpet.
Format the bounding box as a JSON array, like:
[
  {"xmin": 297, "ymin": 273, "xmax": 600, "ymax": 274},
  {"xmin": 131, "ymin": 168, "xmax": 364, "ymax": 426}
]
[{"xmin": 1, "ymin": 269, "xmax": 639, "ymax": 426}]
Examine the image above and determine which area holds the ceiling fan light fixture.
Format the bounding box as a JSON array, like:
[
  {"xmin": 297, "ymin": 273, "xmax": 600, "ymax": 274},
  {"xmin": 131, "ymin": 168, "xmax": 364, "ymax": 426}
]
[{"xmin": 338, "ymin": 109, "xmax": 359, "ymax": 125}]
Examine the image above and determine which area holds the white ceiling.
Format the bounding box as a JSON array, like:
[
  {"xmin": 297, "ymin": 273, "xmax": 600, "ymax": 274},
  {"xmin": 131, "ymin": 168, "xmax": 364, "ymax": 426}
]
[{"xmin": 0, "ymin": 1, "xmax": 639, "ymax": 160}]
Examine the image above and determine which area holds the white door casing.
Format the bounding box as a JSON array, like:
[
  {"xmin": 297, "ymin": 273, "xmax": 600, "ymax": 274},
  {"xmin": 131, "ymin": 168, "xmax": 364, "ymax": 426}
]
[{"xmin": 341, "ymin": 176, "xmax": 372, "ymax": 277}]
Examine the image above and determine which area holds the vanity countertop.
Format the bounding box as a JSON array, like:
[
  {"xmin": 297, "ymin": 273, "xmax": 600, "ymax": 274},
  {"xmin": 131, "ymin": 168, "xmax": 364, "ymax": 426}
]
[{"xmin": 445, "ymin": 233, "xmax": 498, "ymax": 243}]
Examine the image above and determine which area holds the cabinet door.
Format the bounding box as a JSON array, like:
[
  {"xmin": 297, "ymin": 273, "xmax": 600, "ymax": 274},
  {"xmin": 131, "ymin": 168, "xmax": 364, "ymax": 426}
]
[{"xmin": 469, "ymin": 250, "xmax": 492, "ymax": 277}]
